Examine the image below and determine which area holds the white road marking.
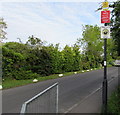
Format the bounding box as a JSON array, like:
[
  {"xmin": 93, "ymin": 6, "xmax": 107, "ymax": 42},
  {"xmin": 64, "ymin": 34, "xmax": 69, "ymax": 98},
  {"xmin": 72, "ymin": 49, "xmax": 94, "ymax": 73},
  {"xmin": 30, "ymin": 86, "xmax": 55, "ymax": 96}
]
[{"xmin": 64, "ymin": 76, "xmax": 118, "ymax": 114}]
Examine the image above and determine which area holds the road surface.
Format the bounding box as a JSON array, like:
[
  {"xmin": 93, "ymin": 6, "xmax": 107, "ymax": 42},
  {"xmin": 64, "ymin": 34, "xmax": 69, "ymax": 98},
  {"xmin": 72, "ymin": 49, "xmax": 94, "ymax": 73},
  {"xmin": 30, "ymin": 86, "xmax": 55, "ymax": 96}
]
[{"xmin": 2, "ymin": 67, "xmax": 119, "ymax": 113}]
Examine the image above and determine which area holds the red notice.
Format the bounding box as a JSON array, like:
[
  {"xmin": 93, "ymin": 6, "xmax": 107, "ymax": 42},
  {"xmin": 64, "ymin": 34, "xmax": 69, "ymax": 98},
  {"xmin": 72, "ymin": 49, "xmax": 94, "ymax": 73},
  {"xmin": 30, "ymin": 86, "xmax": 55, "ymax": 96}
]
[{"xmin": 101, "ymin": 10, "xmax": 110, "ymax": 23}]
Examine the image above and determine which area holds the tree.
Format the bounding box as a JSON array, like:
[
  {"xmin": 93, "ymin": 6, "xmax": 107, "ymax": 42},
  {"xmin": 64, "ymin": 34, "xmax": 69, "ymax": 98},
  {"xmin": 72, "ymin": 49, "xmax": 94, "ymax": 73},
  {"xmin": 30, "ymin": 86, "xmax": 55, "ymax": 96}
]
[
  {"xmin": 46, "ymin": 44, "xmax": 63, "ymax": 74},
  {"xmin": 82, "ymin": 25, "xmax": 103, "ymax": 55},
  {"xmin": 0, "ymin": 18, "xmax": 7, "ymax": 41},
  {"xmin": 26, "ymin": 35, "xmax": 44, "ymax": 48},
  {"xmin": 111, "ymin": 0, "xmax": 120, "ymax": 56},
  {"xmin": 77, "ymin": 25, "xmax": 103, "ymax": 68},
  {"xmin": 2, "ymin": 42, "xmax": 27, "ymax": 79},
  {"xmin": 2, "ymin": 42, "xmax": 40, "ymax": 79},
  {"xmin": 72, "ymin": 44, "xmax": 81, "ymax": 71},
  {"xmin": 107, "ymin": 39, "xmax": 116, "ymax": 65},
  {"xmin": 62, "ymin": 45, "xmax": 74, "ymax": 72}
]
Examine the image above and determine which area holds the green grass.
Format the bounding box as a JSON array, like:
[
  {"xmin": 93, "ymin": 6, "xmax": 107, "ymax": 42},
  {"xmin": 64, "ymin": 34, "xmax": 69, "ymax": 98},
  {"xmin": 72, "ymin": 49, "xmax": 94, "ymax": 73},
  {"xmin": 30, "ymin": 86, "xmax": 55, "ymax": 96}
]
[
  {"xmin": 107, "ymin": 86, "xmax": 120, "ymax": 115},
  {"xmin": 2, "ymin": 67, "xmax": 104, "ymax": 89},
  {"xmin": 2, "ymin": 78, "xmax": 33, "ymax": 89},
  {"xmin": 2, "ymin": 71, "xmax": 75, "ymax": 89}
]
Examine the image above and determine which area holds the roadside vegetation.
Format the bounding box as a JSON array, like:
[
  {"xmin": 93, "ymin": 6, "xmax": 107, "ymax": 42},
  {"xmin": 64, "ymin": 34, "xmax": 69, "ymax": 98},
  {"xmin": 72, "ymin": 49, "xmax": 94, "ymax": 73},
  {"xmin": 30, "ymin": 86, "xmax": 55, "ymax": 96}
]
[
  {"xmin": 1, "ymin": 25, "xmax": 115, "ymax": 89},
  {"xmin": 108, "ymin": 86, "xmax": 120, "ymax": 114},
  {"xmin": 1, "ymin": 1, "xmax": 120, "ymax": 89},
  {"xmin": 3, "ymin": 67, "xmax": 103, "ymax": 89},
  {"xmin": 107, "ymin": 1, "xmax": 120, "ymax": 114}
]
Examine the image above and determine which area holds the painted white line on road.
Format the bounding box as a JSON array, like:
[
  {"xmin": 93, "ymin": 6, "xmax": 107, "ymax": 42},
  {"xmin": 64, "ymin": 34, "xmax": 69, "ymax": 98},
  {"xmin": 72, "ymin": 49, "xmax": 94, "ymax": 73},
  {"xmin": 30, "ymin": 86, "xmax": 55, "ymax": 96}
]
[
  {"xmin": 64, "ymin": 76, "xmax": 118, "ymax": 114},
  {"xmin": 64, "ymin": 86, "xmax": 101, "ymax": 114}
]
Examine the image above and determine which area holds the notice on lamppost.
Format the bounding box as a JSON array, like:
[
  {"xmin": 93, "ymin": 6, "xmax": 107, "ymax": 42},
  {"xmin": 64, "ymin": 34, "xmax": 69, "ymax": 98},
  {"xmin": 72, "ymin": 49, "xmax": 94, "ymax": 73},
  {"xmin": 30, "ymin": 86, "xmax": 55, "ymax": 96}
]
[
  {"xmin": 101, "ymin": 10, "xmax": 110, "ymax": 23},
  {"xmin": 102, "ymin": 1, "xmax": 109, "ymax": 10},
  {"xmin": 101, "ymin": 26, "xmax": 110, "ymax": 39}
]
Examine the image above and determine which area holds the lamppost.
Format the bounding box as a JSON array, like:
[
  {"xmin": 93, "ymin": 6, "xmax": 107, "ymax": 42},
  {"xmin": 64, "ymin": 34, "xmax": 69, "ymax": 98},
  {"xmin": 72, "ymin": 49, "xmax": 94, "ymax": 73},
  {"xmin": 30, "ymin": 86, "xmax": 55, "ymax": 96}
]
[
  {"xmin": 101, "ymin": 1, "xmax": 111, "ymax": 113},
  {"xmin": 96, "ymin": 0, "xmax": 111, "ymax": 113},
  {"xmin": 103, "ymin": 22, "xmax": 108, "ymax": 113}
]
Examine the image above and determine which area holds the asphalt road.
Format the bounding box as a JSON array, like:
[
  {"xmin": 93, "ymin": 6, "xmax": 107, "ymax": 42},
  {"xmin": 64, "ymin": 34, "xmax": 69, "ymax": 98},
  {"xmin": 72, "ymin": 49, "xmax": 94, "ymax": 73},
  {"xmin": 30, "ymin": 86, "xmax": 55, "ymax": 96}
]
[{"xmin": 2, "ymin": 67, "xmax": 119, "ymax": 113}]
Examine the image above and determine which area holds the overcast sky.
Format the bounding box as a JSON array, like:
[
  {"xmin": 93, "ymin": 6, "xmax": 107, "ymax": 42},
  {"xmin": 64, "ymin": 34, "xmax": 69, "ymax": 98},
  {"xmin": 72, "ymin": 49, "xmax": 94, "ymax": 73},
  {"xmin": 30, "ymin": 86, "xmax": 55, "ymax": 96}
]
[{"xmin": 0, "ymin": 0, "xmax": 116, "ymax": 48}]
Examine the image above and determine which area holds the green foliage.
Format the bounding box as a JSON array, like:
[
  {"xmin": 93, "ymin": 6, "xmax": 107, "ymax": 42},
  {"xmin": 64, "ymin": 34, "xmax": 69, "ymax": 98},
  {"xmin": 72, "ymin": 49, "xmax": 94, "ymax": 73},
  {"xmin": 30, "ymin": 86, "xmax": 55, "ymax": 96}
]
[
  {"xmin": 2, "ymin": 24, "xmax": 115, "ymax": 80},
  {"xmin": 62, "ymin": 45, "xmax": 74, "ymax": 72},
  {"xmin": 11, "ymin": 70, "xmax": 39, "ymax": 80},
  {"xmin": 108, "ymin": 87, "xmax": 120, "ymax": 114},
  {"xmin": 107, "ymin": 39, "xmax": 116, "ymax": 64},
  {"xmin": 82, "ymin": 25, "xmax": 103, "ymax": 55},
  {"xmin": 2, "ymin": 42, "xmax": 29, "ymax": 79},
  {"xmin": 46, "ymin": 44, "xmax": 63, "ymax": 74},
  {"xmin": 2, "ymin": 71, "xmax": 77, "ymax": 89},
  {"xmin": 0, "ymin": 18, "xmax": 7, "ymax": 39},
  {"xmin": 77, "ymin": 25, "xmax": 103, "ymax": 69},
  {"xmin": 117, "ymin": 56, "xmax": 120, "ymax": 60},
  {"xmin": 111, "ymin": 1, "xmax": 120, "ymax": 56},
  {"xmin": 72, "ymin": 44, "xmax": 81, "ymax": 71},
  {"xmin": 34, "ymin": 46, "xmax": 52, "ymax": 76},
  {"xmin": 2, "ymin": 40, "xmax": 82, "ymax": 79},
  {"xmin": 26, "ymin": 35, "xmax": 44, "ymax": 48}
]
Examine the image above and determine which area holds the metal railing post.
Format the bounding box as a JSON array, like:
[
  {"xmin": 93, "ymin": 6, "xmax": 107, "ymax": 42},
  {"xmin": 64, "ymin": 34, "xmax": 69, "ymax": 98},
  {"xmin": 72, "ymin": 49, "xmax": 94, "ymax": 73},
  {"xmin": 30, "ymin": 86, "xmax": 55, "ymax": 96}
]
[
  {"xmin": 20, "ymin": 103, "xmax": 27, "ymax": 115},
  {"xmin": 56, "ymin": 84, "xmax": 59, "ymax": 113}
]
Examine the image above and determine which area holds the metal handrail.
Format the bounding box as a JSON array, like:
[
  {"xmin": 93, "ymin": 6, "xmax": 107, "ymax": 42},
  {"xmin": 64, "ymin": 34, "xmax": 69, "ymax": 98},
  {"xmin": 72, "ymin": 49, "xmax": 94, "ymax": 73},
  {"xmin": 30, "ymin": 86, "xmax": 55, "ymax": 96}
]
[{"xmin": 20, "ymin": 82, "xmax": 58, "ymax": 114}]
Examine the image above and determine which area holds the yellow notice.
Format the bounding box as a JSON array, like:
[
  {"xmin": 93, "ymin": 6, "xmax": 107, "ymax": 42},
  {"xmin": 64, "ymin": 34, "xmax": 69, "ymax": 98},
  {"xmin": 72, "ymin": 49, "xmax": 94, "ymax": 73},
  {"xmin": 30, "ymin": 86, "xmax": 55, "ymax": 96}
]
[{"xmin": 102, "ymin": 2, "xmax": 109, "ymax": 8}]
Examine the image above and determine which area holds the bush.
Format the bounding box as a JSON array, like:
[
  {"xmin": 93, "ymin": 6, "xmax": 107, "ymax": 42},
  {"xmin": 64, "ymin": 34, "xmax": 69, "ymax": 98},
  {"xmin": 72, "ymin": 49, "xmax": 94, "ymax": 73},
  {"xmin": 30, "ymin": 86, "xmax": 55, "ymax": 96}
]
[
  {"xmin": 107, "ymin": 87, "xmax": 120, "ymax": 114},
  {"xmin": 108, "ymin": 58, "xmax": 115, "ymax": 66},
  {"xmin": 2, "ymin": 41, "xmax": 104, "ymax": 80},
  {"xmin": 11, "ymin": 70, "xmax": 39, "ymax": 80},
  {"xmin": 116, "ymin": 56, "xmax": 120, "ymax": 60},
  {"xmin": 82, "ymin": 62, "xmax": 90, "ymax": 70}
]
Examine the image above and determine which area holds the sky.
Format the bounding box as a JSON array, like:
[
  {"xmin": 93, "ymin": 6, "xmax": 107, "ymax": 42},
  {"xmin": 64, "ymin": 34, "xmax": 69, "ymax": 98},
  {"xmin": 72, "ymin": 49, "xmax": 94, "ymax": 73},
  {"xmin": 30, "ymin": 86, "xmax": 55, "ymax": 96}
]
[{"xmin": 0, "ymin": 0, "xmax": 116, "ymax": 48}]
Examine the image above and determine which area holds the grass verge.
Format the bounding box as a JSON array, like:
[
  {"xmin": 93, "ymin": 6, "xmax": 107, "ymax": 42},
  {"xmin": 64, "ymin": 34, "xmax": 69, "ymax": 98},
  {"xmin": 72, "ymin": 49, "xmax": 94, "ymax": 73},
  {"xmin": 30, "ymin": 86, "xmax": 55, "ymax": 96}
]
[
  {"xmin": 107, "ymin": 86, "xmax": 120, "ymax": 115},
  {"xmin": 2, "ymin": 71, "xmax": 76, "ymax": 89},
  {"xmin": 2, "ymin": 67, "xmax": 103, "ymax": 89}
]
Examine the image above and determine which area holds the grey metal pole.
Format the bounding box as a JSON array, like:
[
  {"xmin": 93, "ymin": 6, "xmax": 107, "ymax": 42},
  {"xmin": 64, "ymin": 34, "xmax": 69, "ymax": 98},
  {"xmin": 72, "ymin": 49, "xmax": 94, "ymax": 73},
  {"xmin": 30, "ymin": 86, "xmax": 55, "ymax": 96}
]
[
  {"xmin": 102, "ymin": 23, "xmax": 108, "ymax": 113},
  {"xmin": 20, "ymin": 103, "xmax": 27, "ymax": 115},
  {"xmin": 56, "ymin": 84, "xmax": 59, "ymax": 114}
]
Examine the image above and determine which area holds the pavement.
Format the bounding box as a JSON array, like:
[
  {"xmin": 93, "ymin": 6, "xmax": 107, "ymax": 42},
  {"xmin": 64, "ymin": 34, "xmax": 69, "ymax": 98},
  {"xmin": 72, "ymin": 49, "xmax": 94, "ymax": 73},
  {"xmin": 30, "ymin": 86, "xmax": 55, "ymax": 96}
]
[{"xmin": 2, "ymin": 67, "xmax": 119, "ymax": 114}]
